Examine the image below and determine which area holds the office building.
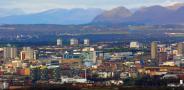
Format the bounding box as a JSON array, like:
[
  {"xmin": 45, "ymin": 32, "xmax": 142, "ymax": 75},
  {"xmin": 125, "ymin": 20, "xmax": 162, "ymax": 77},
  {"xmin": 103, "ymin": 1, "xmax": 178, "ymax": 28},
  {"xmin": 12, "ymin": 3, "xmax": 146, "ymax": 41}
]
[
  {"xmin": 81, "ymin": 47, "xmax": 97, "ymax": 66},
  {"xmin": 177, "ymin": 42, "xmax": 184, "ymax": 56},
  {"xmin": 151, "ymin": 41, "xmax": 158, "ymax": 60},
  {"xmin": 20, "ymin": 47, "xmax": 37, "ymax": 60},
  {"xmin": 3, "ymin": 46, "xmax": 17, "ymax": 60}
]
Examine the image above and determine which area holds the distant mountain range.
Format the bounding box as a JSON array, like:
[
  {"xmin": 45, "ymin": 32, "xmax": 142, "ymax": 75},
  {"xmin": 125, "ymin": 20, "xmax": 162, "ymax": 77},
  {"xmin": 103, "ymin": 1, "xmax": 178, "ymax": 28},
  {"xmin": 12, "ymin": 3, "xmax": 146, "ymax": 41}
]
[
  {"xmin": 0, "ymin": 8, "xmax": 104, "ymax": 25},
  {"xmin": 93, "ymin": 3, "xmax": 184, "ymax": 25},
  {"xmin": 92, "ymin": 7, "xmax": 132, "ymax": 24},
  {"xmin": 0, "ymin": 3, "xmax": 184, "ymax": 25}
]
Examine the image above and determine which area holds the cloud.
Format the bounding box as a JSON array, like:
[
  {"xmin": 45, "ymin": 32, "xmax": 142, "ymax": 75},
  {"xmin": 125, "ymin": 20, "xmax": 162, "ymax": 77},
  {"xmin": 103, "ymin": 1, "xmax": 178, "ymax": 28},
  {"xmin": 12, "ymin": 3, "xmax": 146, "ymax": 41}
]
[
  {"xmin": 0, "ymin": 8, "xmax": 25, "ymax": 17},
  {"xmin": 162, "ymin": 0, "xmax": 184, "ymax": 6}
]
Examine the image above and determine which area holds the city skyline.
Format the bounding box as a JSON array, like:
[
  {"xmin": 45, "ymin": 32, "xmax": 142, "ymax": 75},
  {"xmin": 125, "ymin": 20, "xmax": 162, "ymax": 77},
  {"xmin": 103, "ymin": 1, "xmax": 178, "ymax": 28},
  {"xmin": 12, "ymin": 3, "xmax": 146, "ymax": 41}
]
[{"xmin": 1, "ymin": 0, "xmax": 184, "ymax": 89}]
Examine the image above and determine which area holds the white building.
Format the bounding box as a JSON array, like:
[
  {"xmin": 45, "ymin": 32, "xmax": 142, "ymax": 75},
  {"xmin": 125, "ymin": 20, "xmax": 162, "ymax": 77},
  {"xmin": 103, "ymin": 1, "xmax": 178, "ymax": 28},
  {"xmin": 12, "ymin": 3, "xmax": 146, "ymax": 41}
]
[
  {"xmin": 57, "ymin": 38, "xmax": 62, "ymax": 46},
  {"xmin": 130, "ymin": 41, "xmax": 140, "ymax": 48},
  {"xmin": 70, "ymin": 38, "xmax": 78, "ymax": 46},
  {"xmin": 84, "ymin": 39, "xmax": 90, "ymax": 46},
  {"xmin": 61, "ymin": 76, "xmax": 87, "ymax": 84}
]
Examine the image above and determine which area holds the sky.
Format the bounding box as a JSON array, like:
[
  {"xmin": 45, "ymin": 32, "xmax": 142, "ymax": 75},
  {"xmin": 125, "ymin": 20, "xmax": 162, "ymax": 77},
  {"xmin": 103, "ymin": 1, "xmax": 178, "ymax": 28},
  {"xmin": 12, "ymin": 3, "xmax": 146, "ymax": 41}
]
[{"xmin": 0, "ymin": 0, "xmax": 184, "ymax": 13}]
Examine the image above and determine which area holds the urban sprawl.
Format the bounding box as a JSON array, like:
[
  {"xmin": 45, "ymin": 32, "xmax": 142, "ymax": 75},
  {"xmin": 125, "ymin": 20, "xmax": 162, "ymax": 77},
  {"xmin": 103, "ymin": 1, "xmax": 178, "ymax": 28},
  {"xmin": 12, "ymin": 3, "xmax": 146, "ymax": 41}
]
[{"xmin": 1, "ymin": 38, "xmax": 184, "ymax": 89}]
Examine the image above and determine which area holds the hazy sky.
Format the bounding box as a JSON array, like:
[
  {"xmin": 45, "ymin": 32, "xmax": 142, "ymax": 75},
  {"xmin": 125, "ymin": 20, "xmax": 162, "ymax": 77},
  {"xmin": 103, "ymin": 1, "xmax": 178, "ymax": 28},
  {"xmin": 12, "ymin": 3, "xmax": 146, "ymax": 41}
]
[{"xmin": 0, "ymin": 0, "xmax": 184, "ymax": 13}]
